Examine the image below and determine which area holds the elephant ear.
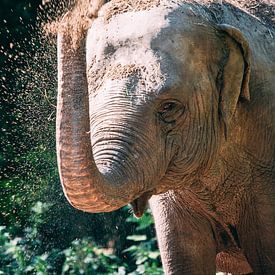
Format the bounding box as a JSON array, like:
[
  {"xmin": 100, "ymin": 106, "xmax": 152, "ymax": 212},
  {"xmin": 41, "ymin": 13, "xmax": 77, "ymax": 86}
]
[{"xmin": 217, "ymin": 24, "xmax": 251, "ymax": 139}]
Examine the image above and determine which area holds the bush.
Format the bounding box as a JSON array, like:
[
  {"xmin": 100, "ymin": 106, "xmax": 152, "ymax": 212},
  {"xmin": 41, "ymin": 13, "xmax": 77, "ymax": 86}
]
[{"xmin": 0, "ymin": 202, "xmax": 163, "ymax": 275}]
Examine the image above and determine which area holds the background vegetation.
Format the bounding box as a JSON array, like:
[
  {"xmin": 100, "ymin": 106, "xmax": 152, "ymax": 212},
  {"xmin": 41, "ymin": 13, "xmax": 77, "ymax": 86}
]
[{"xmin": 0, "ymin": 1, "xmax": 162, "ymax": 274}]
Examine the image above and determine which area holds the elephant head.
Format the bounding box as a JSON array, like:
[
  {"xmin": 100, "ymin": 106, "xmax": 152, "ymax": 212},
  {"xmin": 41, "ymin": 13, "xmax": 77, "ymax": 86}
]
[{"xmin": 56, "ymin": 1, "xmax": 250, "ymax": 216}]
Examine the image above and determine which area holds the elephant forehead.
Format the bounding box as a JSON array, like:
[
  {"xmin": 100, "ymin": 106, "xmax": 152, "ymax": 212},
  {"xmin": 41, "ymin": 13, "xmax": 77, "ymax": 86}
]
[
  {"xmin": 87, "ymin": 61, "xmax": 168, "ymax": 104},
  {"xmin": 86, "ymin": 3, "xmax": 208, "ymax": 69},
  {"xmin": 86, "ymin": 6, "xmax": 173, "ymax": 67},
  {"xmin": 89, "ymin": 6, "xmax": 169, "ymax": 40},
  {"xmin": 86, "ymin": 3, "xmax": 212, "ymax": 100}
]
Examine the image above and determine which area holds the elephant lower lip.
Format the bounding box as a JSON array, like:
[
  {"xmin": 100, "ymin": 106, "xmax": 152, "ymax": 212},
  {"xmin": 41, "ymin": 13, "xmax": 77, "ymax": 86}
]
[{"xmin": 130, "ymin": 190, "xmax": 153, "ymax": 218}]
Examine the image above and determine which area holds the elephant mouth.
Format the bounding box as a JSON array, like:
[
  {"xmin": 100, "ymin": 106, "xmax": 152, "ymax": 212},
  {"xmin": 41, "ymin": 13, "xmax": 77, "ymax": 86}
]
[{"xmin": 130, "ymin": 190, "xmax": 154, "ymax": 218}]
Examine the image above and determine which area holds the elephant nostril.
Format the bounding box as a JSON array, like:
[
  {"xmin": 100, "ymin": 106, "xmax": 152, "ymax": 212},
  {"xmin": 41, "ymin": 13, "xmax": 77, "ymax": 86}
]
[{"xmin": 101, "ymin": 161, "xmax": 108, "ymax": 166}]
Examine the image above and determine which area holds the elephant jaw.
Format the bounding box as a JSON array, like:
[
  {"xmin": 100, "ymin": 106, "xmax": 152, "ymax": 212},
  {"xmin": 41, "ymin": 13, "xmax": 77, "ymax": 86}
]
[{"xmin": 130, "ymin": 190, "xmax": 154, "ymax": 218}]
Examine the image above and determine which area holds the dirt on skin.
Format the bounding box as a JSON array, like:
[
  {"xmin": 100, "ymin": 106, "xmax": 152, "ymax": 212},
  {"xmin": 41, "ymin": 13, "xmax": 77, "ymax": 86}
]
[
  {"xmin": 103, "ymin": 0, "xmax": 161, "ymax": 20},
  {"xmin": 45, "ymin": 0, "xmax": 274, "ymax": 48},
  {"xmin": 102, "ymin": 0, "xmax": 274, "ymax": 25}
]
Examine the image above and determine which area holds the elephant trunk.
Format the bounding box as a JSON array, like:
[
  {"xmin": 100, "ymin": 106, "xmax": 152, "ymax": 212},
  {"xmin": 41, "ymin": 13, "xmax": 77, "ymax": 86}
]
[{"xmin": 56, "ymin": 33, "xmax": 134, "ymax": 213}]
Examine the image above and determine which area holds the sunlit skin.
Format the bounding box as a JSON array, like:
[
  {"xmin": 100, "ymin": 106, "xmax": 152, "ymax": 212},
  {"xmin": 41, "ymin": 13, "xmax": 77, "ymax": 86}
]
[{"xmin": 56, "ymin": 1, "xmax": 275, "ymax": 274}]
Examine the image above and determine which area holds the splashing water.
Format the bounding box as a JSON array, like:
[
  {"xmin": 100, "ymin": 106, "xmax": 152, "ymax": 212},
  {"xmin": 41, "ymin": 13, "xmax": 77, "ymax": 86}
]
[{"xmin": 0, "ymin": 0, "xmax": 66, "ymax": 228}]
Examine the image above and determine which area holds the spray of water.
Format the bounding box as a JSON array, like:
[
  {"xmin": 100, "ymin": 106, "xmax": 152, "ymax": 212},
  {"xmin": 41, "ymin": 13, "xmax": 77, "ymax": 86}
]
[{"xmin": 0, "ymin": 1, "xmax": 65, "ymax": 227}]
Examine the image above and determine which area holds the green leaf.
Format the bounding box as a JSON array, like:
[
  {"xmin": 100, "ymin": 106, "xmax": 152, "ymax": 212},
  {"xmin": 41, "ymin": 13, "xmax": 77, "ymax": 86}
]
[
  {"xmin": 62, "ymin": 263, "xmax": 70, "ymax": 272},
  {"xmin": 122, "ymin": 245, "xmax": 138, "ymax": 253},
  {"xmin": 117, "ymin": 266, "xmax": 126, "ymax": 275},
  {"xmin": 0, "ymin": 226, "xmax": 6, "ymax": 232},
  {"xmin": 136, "ymin": 214, "xmax": 154, "ymax": 231},
  {"xmin": 148, "ymin": 251, "xmax": 160, "ymax": 259},
  {"xmin": 136, "ymin": 256, "xmax": 147, "ymax": 265},
  {"xmin": 136, "ymin": 264, "xmax": 146, "ymax": 274},
  {"xmin": 126, "ymin": 235, "xmax": 147, "ymax": 241}
]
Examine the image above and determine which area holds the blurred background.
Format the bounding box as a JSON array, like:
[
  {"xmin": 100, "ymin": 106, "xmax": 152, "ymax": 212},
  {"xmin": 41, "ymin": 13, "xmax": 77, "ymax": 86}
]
[{"xmin": 0, "ymin": 1, "xmax": 162, "ymax": 274}]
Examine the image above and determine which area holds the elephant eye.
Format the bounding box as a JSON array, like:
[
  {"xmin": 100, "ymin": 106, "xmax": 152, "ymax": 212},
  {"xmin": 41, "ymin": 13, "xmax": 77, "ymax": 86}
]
[{"xmin": 158, "ymin": 100, "xmax": 184, "ymax": 123}]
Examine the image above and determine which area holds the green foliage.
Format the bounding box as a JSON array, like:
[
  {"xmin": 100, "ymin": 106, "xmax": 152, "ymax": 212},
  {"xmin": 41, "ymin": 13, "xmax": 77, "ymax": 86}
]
[
  {"xmin": 0, "ymin": 146, "xmax": 58, "ymax": 230},
  {"xmin": 123, "ymin": 211, "xmax": 163, "ymax": 275},
  {"xmin": 61, "ymin": 239, "xmax": 125, "ymax": 275},
  {"xmin": 0, "ymin": 203, "xmax": 163, "ymax": 275},
  {"xmin": 0, "ymin": 202, "xmax": 54, "ymax": 274}
]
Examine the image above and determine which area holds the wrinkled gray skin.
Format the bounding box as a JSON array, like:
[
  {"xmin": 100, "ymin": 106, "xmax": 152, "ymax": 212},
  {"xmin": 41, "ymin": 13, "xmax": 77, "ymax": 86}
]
[{"xmin": 57, "ymin": 1, "xmax": 275, "ymax": 274}]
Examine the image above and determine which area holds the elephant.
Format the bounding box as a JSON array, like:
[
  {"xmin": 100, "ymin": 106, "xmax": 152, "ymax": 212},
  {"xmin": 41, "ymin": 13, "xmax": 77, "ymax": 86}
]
[{"xmin": 56, "ymin": 0, "xmax": 275, "ymax": 274}]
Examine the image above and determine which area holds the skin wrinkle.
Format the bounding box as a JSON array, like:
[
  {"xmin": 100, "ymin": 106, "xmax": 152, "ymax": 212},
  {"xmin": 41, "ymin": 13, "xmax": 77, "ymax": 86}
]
[
  {"xmin": 90, "ymin": 93, "xmax": 163, "ymax": 193},
  {"xmin": 237, "ymin": 193, "xmax": 271, "ymax": 274},
  {"xmin": 173, "ymin": 188, "xmax": 241, "ymax": 259},
  {"xmin": 195, "ymin": 94, "xmax": 209, "ymax": 170},
  {"xmin": 175, "ymin": 92, "xmax": 212, "ymax": 179},
  {"xmin": 92, "ymin": 131, "xmax": 153, "ymax": 161},
  {"xmin": 94, "ymin": 139, "xmax": 155, "ymax": 187},
  {"xmin": 210, "ymin": 149, "xmax": 256, "ymax": 226},
  {"xmin": 96, "ymin": 143, "xmax": 150, "ymax": 183}
]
